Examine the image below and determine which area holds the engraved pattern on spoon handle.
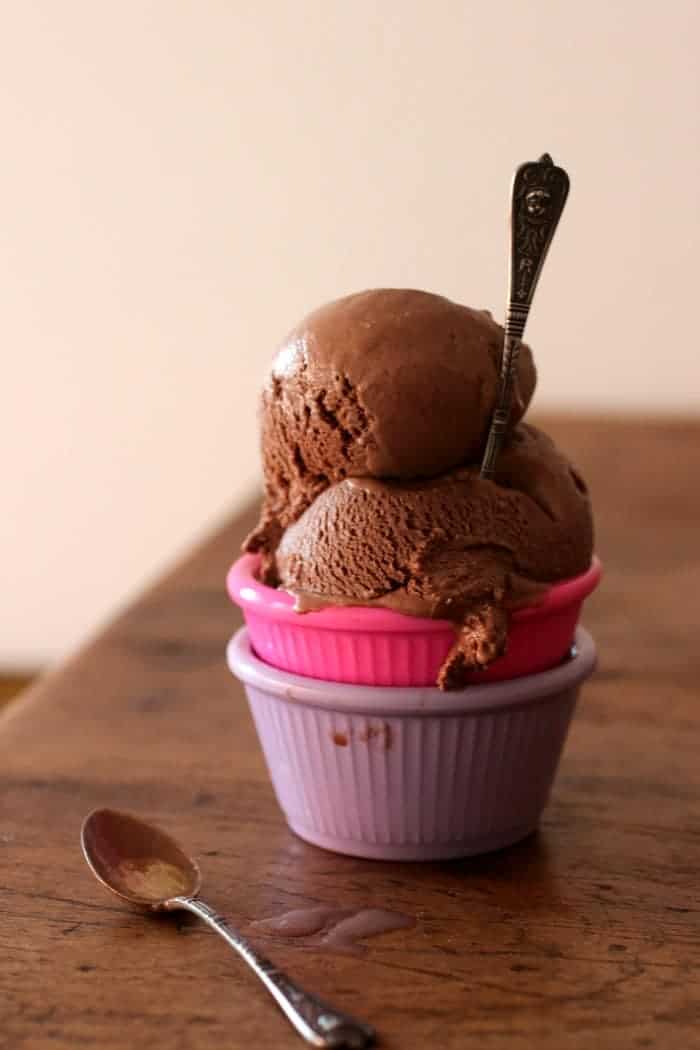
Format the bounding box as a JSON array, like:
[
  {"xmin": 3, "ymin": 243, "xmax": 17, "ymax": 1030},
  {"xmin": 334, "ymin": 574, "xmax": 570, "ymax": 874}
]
[
  {"xmin": 172, "ymin": 896, "xmax": 375, "ymax": 1049},
  {"xmin": 480, "ymin": 153, "xmax": 570, "ymax": 479}
]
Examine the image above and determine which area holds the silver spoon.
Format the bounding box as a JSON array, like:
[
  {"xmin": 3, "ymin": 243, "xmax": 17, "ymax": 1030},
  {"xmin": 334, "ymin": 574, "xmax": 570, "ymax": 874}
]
[
  {"xmin": 480, "ymin": 152, "xmax": 570, "ymax": 479},
  {"xmin": 81, "ymin": 808, "xmax": 375, "ymax": 1049}
]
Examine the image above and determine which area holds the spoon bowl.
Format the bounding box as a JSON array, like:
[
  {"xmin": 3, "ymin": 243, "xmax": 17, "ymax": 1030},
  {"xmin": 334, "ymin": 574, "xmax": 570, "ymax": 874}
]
[{"xmin": 81, "ymin": 808, "xmax": 201, "ymax": 908}]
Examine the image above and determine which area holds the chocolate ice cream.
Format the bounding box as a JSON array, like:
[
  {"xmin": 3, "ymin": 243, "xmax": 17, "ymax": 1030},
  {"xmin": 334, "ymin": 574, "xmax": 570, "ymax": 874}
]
[
  {"xmin": 245, "ymin": 287, "xmax": 593, "ymax": 689},
  {"xmin": 249, "ymin": 289, "xmax": 536, "ymax": 558},
  {"xmin": 274, "ymin": 424, "xmax": 592, "ymax": 688}
]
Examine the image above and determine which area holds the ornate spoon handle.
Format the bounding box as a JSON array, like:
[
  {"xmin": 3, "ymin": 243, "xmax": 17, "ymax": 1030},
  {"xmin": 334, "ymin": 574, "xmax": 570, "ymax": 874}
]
[
  {"xmin": 480, "ymin": 153, "xmax": 570, "ymax": 479},
  {"xmin": 171, "ymin": 896, "xmax": 375, "ymax": 1048}
]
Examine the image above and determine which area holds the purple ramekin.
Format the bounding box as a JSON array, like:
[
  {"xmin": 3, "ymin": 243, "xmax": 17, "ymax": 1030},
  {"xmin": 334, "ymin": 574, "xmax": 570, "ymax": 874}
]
[{"xmin": 227, "ymin": 626, "xmax": 597, "ymax": 861}]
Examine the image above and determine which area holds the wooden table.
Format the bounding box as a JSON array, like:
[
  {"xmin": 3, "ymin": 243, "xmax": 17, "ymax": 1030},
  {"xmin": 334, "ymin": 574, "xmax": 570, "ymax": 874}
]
[{"xmin": 2, "ymin": 419, "xmax": 699, "ymax": 1050}]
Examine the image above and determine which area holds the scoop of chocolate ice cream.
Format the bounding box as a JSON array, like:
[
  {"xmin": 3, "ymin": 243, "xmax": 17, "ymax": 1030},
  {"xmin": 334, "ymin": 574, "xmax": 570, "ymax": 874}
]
[
  {"xmin": 251, "ymin": 289, "xmax": 536, "ymax": 554},
  {"xmin": 273, "ymin": 424, "xmax": 593, "ymax": 689}
]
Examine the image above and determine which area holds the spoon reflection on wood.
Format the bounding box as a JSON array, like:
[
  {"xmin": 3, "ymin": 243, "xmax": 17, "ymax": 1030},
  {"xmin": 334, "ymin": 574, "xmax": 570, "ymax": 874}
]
[{"xmin": 81, "ymin": 809, "xmax": 375, "ymax": 1049}]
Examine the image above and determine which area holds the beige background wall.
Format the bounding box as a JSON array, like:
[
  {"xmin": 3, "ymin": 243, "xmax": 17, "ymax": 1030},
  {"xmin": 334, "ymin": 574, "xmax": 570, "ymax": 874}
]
[{"xmin": 2, "ymin": 1, "xmax": 698, "ymax": 665}]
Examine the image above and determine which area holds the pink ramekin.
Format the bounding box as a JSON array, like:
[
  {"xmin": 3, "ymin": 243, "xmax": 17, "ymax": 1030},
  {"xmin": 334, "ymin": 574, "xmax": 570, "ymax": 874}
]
[
  {"xmin": 227, "ymin": 625, "xmax": 597, "ymax": 860},
  {"xmin": 227, "ymin": 553, "xmax": 601, "ymax": 687}
]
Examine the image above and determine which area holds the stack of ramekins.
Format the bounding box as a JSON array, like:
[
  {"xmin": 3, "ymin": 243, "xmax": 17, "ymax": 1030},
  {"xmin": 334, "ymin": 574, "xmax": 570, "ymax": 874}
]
[{"xmin": 227, "ymin": 553, "xmax": 600, "ymax": 861}]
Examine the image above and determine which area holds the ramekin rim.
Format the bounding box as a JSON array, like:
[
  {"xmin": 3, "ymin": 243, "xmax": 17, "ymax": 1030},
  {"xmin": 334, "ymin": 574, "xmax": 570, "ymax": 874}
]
[{"xmin": 227, "ymin": 626, "xmax": 597, "ymax": 716}]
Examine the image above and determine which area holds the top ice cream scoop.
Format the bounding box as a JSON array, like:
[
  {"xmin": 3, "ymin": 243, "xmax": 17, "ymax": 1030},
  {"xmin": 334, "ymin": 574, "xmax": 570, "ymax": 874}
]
[{"xmin": 251, "ymin": 288, "xmax": 536, "ymax": 553}]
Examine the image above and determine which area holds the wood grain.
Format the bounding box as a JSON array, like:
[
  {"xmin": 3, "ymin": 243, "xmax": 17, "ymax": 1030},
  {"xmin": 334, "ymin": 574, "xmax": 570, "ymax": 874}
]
[
  {"xmin": 1, "ymin": 418, "xmax": 699, "ymax": 1050},
  {"xmin": 0, "ymin": 675, "xmax": 34, "ymax": 708}
]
